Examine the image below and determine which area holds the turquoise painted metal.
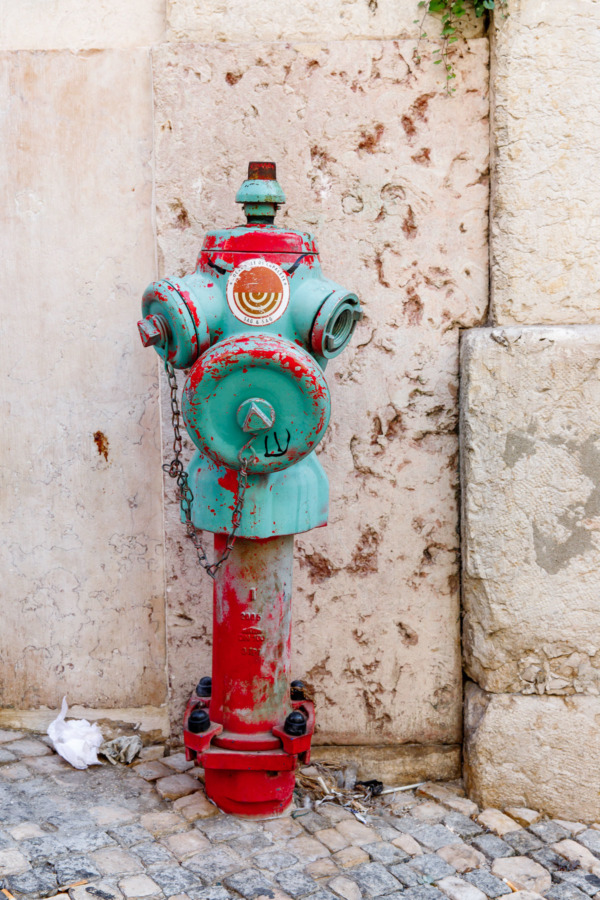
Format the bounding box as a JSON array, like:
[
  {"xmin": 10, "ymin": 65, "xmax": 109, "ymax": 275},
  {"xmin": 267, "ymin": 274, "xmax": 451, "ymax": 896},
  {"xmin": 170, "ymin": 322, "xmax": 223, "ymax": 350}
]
[{"xmin": 139, "ymin": 162, "xmax": 362, "ymax": 540}]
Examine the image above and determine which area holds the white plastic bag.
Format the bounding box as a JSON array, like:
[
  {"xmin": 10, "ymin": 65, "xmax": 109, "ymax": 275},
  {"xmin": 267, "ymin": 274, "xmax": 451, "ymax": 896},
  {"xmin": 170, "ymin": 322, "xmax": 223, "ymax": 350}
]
[{"xmin": 47, "ymin": 697, "xmax": 104, "ymax": 769}]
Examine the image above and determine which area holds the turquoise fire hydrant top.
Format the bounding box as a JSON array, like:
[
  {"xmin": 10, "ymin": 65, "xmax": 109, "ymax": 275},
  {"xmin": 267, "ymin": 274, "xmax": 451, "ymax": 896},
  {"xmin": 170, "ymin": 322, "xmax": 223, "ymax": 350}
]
[{"xmin": 138, "ymin": 162, "xmax": 362, "ymax": 538}]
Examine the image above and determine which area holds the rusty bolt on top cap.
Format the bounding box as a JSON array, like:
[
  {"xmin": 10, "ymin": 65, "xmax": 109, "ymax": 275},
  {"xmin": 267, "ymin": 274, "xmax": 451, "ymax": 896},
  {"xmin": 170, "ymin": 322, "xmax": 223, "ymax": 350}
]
[{"xmin": 248, "ymin": 161, "xmax": 276, "ymax": 180}]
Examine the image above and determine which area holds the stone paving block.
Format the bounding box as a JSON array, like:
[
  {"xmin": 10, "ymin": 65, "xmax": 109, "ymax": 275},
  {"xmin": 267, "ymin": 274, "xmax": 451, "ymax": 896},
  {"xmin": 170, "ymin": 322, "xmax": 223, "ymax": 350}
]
[
  {"xmin": 253, "ymin": 849, "xmax": 299, "ymax": 873},
  {"xmin": 437, "ymin": 842, "xmax": 486, "ymax": 873},
  {"xmin": 135, "ymin": 761, "xmax": 173, "ymax": 782},
  {"xmin": 190, "ymin": 888, "xmax": 234, "ymax": 900},
  {"xmin": 20, "ymin": 834, "xmax": 67, "ymax": 863},
  {"xmin": 503, "ymin": 832, "xmax": 544, "ymax": 855},
  {"xmin": 362, "ymin": 841, "xmax": 408, "ymax": 865},
  {"xmin": 141, "ymin": 811, "xmax": 186, "ymax": 836},
  {"xmin": 409, "ymin": 853, "xmax": 457, "ymax": 881},
  {"xmin": 351, "ymin": 862, "xmax": 402, "ymax": 898},
  {"xmin": 184, "ymin": 847, "xmax": 243, "ymax": 883},
  {"xmin": 3, "ymin": 739, "xmax": 53, "ymax": 758},
  {"xmin": 109, "ymin": 824, "xmax": 155, "ymax": 847},
  {"xmin": 55, "ymin": 855, "xmax": 102, "ymax": 888},
  {"xmin": 393, "ymin": 833, "xmax": 424, "ymax": 856},
  {"xmin": 396, "ymin": 817, "xmax": 433, "ymax": 838},
  {"xmin": 228, "ymin": 831, "xmax": 274, "ymax": 856},
  {"xmin": 552, "ymin": 841, "xmax": 600, "ymax": 875},
  {"xmin": 390, "ymin": 863, "xmax": 424, "ymax": 887},
  {"xmin": 132, "ymin": 839, "xmax": 175, "ymax": 866},
  {"xmin": 70, "ymin": 883, "xmax": 124, "ymax": 900},
  {"xmin": 505, "ymin": 810, "xmax": 542, "ymax": 828},
  {"xmin": 119, "ymin": 873, "xmax": 162, "ymax": 898},
  {"xmin": 286, "ymin": 835, "xmax": 329, "ymax": 862},
  {"xmin": 530, "ymin": 847, "xmax": 569, "ymax": 873},
  {"xmin": 196, "ymin": 817, "xmax": 248, "ymax": 842},
  {"xmin": 162, "ymin": 753, "xmax": 195, "ymax": 774},
  {"xmin": 276, "ymin": 867, "xmax": 319, "ymax": 898},
  {"xmin": 164, "ymin": 830, "xmax": 211, "ymax": 860},
  {"xmin": 530, "ymin": 822, "xmax": 571, "ymax": 845},
  {"xmin": 417, "ymin": 786, "xmax": 479, "ymax": 819},
  {"xmin": 0, "ymin": 763, "xmax": 31, "ymax": 781},
  {"xmin": 6, "ymin": 864, "xmax": 57, "ymax": 896},
  {"xmin": 150, "ymin": 864, "xmax": 204, "ymax": 895},
  {"xmin": 443, "ymin": 814, "xmax": 483, "ymax": 839},
  {"xmin": 24, "ymin": 755, "xmax": 71, "ymax": 776},
  {"xmin": 328, "ymin": 874, "xmax": 361, "ymax": 900},
  {"xmin": 437, "ymin": 875, "xmax": 488, "ymax": 900},
  {"xmin": 478, "ymin": 812, "xmax": 523, "ymax": 838},
  {"xmin": 412, "ymin": 825, "xmax": 463, "ymax": 852},
  {"xmin": 554, "ymin": 821, "xmax": 586, "ymax": 837},
  {"xmin": 369, "ymin": 819, "xmax": 404, "ymax": 842},
  {"xmin": 0, "ymin": 729, "xmax": 24, "ymax": 743},
  {"xmin": 464, "ymin": 870, "xmax": 510, "ymax": 898},
  {"xmin": 472, "ymin": 835, "xmax": 515, "ymax": 860},
  {"xmin": 547, "ymin": 886, "xmax": 591, "ymax": 900},
  {"xmin": 138, "ymin": 746, "xmax": 166, "ymax": 762},
  {"xmin": 335, "ymin": 820, "xmax": 381, "ymax": 847},
  {"xmin": 331, "ymin": 847, "xmax": 369, "ymax": 869},
  {"xmin": 90, "ymin": 806, "xmax": 137, "ymax": 827},
  {"xmin": 403, "ymin": 887, "xmax": 448, "ymax": 900},
  {"xmin": 156, "ymin": 774, "xmax": 200, "ymax": 801},
  {"xmin": 305, "ymin": 858, "xmax": 339, "ymax": 880},
  {"xmin": 7, "ymin": 821, "xmax": 45, "ymax": 840},
  {"xmin": 316, "ymin": 828, "xmax": 349, "ymax": 853},
  {"xmin": 575, "ymin": 831, "xmax": 600, "ymax": 857},
  {"xmin": 0, "ymin": 748, "xmax": 16, "ymax": 764},
  {"xmin": 556, "ymin": 872, "xmax": 600, "ymax": 897},
  {"xmin": 295, "ymin": 812, "xmax": 329, "ymax": 835},
  {"xmin": 176, "ymin": 792, "xmax": 219, "ymax": 822},
  {"xmin": 224, "ymin": 869, "xmax": 277, "ymax": 899},
  {"xmin": 491, "ymin": 856, "xmax": 552, "ymax": 894},
  {"xmin": 316, "ymin": 806, "xmax": 355, "ymax": 826},
  {"xmin": 63, "ymin": 830, "xmax": 118, "ymax": 854},
  {"xmin": 307, "ymin": 890, "xmax": 337, "ymax": 900},
  {"xmin": 413, "ymin": 802, "xmax": 448, "ymax": 825}
]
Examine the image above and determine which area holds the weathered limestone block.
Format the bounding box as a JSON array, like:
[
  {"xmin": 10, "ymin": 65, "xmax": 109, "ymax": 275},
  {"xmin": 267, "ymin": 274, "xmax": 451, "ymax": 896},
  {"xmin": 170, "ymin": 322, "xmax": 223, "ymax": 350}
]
[
  {"xmin": 167, "ymin": 0, "xmax": 485, "ymax": 43},
  {"xmin": 491, "ymin": 0, "xmax": 600, "ymax": 324},
  {"xmin": 153, "ymin": 39, "xmax": 489, "ymax": 749},
  {"xmin": 464, "ymin": 682, "xmax": 600, "ymax": 822},
  {"xmin": 462, "ymin": 326, "xmax": 600, "ymax": 695},
  {"xmin": 0, "ymin": 0, "xmax": 165, "ymax": 50},
  {"xmin": 0, "ymin": 50, "xmax": 166, "ymax": 709}
]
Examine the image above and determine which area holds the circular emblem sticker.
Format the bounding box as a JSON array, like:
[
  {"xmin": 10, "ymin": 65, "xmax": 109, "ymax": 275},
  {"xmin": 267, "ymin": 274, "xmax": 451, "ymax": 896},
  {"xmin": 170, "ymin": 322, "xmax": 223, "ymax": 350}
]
[{"xmin": 226, "ymin": 258, "xmax": 290, "ymax": 327}]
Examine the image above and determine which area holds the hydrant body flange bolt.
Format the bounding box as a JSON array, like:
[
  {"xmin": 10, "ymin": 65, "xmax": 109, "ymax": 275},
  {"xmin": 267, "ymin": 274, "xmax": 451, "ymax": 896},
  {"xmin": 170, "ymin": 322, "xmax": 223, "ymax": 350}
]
[
  {"xmin": 138, "ymin": 161, "xmax": 361, "ymax": 817},
  {"xmin": 196, "ymin": 676, "xmax": 212, "ymax": 697}
]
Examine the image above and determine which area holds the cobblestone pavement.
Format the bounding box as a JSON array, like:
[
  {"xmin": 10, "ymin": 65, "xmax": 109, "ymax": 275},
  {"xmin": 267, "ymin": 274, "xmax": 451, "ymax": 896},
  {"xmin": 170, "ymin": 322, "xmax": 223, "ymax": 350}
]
[{"xmin": 0, "ymin": 730, "xmax": 599, "ymax": 900}]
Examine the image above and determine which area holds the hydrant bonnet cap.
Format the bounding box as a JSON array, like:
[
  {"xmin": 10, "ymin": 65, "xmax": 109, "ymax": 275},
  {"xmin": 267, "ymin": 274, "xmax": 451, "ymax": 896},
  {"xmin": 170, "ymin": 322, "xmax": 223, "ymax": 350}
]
[{"xmin": 235, "ymin": 159, "xmax": 286, "ymax": 206}]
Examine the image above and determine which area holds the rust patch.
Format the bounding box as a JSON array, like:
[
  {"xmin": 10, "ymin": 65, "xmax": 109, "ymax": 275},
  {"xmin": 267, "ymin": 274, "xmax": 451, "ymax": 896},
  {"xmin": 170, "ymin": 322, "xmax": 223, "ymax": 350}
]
[
  {"xmin": 375, "ymin": 252, "xmax": 390, "ymax": 287},
  {"xmin": 93, "ymin": 430, "xmax": 109, "ymax": 462},
  {"xmin": 402, "ymin": 206, "xmax": 417, "ymax": 240},
  {"xmin": 225, "ymin": 71, "xmax": 243, "ymax": 85},
  {"xmin": 310, "ymin": 145, "xmax": 336, "ymax": 169},
  {"xmin": 170, "ymin": 198, "xmax": 190, "ymax": 230},
  {"xmin": 411, "ymin": 147, "xmax": 431, "ymax": 166},
  {"xmin": 401, "ymin": 115, "xmax": 416, "ymax": 139},
  {"xmin": 297, "ymin": 549, "xmax": 337, "ymax": 584},
  {"xmin": 348, "ymin": 526, "xmax": 379, "ymax": 575},
  {"xmin": 403, "ymin": 287, "xmax": 423, "ymax": 325},
  {"xmin": 396, "ymin": 621, "xmax": 419, "ymax": 646},
  {"xmin": 412, "ymin": 92, "xmax": 435, "ymax": 122},
  {"xmin": 357, "ymin": 123, "xmax": 384, "ymax": 153}
]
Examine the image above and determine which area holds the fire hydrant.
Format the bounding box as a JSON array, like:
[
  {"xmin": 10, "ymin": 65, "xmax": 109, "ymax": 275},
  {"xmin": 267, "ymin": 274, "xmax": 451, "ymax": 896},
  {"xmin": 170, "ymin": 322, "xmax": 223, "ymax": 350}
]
[{"xmin": 138, "ymin": 162, "xmax": 362, "ymax": 816}]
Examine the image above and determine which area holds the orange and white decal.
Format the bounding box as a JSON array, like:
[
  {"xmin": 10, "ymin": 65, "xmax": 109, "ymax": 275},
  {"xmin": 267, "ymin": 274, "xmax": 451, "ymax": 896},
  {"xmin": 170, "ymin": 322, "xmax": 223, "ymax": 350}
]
[{"xmin": 226, "ymin": 258, "xmax": 290, "ymax": 326}]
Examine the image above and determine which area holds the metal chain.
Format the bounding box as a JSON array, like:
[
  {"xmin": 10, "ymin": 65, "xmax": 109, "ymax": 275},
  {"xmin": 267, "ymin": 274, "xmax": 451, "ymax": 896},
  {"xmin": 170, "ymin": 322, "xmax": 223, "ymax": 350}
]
[{"xmin": 162, "ymin": 360, "xmax": 255, "ymax": 580}]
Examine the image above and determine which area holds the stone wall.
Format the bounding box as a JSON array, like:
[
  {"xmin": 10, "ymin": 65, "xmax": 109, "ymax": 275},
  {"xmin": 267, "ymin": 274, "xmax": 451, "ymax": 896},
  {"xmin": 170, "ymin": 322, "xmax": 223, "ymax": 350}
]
[
  {"xmin": 1, "ymin": 0, "xmax": 490, "ymax": 779},
  {"xmin": 462, "ymin": 0, "xmax": 600, "ymax": 818}
]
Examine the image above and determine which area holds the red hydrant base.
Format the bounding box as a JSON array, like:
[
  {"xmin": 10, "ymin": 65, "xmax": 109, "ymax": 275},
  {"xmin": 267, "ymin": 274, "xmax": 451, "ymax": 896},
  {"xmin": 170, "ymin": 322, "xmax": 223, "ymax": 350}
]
[{"xmin": 203, "ymin": 766, "xmax": 296, "ymax": 817}]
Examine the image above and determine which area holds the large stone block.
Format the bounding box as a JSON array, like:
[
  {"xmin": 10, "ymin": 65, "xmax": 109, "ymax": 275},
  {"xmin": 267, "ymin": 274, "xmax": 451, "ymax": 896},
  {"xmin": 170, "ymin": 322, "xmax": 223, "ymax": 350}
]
[
  {"xmin": 491, "ymin": 0, "xmax": 600, "ymax": 324},
  {"xmin": 0, "ymin": 50, "xmax": 166, "ymax": 709},
  {"xmin": 166, "ymin": 0, "xmax": 485, "ymax": 43},
  {"xmin": 464, "ymin": 682, "xmax": 600, "ymax": 821},
  {"xmin": 153, "ymin": 39, "xmax": 489, "ymax": 748},
  {"xmin": 461, "ymin": 326, "xmax": 600, "ymax": 695},
  {"xmin": 0, "ymin": 0, "xmax": 165, "ymax": 50}
]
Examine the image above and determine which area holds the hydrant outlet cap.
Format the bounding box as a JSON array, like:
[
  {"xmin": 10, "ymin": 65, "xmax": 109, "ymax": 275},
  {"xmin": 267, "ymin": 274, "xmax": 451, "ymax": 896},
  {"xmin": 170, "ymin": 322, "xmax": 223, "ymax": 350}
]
[{"xmin": 236, "ymin": 159, "xmax": 286, "ymax": 206}]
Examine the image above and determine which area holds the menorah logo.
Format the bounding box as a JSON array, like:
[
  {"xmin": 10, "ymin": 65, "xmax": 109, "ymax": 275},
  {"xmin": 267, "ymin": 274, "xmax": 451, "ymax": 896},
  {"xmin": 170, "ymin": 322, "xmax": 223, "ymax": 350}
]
[{"xmin": 227, "ymin": 258, "xmax": 290, "ymax": 326}]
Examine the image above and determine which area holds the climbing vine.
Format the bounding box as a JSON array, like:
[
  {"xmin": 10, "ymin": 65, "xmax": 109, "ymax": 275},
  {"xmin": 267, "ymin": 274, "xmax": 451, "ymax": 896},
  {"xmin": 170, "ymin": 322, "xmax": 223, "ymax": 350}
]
[{"xmin": 416, "ymin": 0, "xmax": 507, "ymax": 93}]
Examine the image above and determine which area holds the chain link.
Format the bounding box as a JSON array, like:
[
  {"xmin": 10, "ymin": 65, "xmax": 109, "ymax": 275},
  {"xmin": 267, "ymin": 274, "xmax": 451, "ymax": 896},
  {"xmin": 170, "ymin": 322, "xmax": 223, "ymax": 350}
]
[{"xmin": 162, "ymin": 360, "xmax": 255, "ymax": 580}]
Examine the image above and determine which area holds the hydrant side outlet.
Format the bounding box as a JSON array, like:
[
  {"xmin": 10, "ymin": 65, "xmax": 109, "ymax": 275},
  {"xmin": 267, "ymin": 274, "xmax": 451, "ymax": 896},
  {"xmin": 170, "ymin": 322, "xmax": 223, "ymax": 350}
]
[{"xmin": 139, "ymin": 163, "xmax": 362, "ymax": 816}]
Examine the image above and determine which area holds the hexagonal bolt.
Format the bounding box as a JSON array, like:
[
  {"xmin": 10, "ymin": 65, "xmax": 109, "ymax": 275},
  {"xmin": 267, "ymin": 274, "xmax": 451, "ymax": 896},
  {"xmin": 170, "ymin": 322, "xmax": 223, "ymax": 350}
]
[{"xmin": 137, "ymin": 314, "xmax": 168, "ymax": 348}]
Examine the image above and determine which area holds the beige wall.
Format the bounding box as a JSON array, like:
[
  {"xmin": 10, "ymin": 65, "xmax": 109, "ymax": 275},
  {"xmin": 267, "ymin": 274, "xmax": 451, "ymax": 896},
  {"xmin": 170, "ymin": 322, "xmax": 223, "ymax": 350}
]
[{"xmin": 1, "ymin": 0, "xmax": 489, "ymax": 777}]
